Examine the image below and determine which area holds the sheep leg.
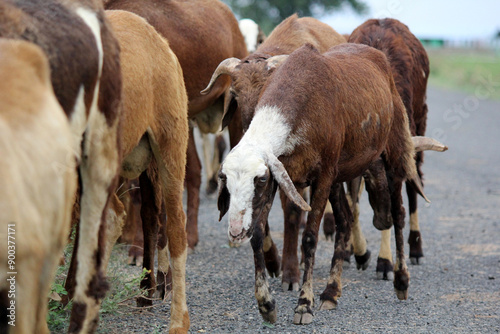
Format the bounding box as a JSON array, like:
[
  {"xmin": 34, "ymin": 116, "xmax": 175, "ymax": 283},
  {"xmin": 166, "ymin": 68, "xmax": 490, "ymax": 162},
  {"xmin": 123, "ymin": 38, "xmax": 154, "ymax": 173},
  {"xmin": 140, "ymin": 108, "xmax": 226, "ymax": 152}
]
[
  {"xmin": 322, "ymin": 200, "xmax": 335, "ymax": 241},
  {"xmin": 148, "ymin": 129, "xmax": 190, "ymax": 333},
  {"xmin": 280, "ymin": 191, "xmax": 301, "ymax": 292},
  {"xmin": 362, "ymin": 160, "xmax": 394, "ymax": 279},
  {"xmin": 263, "ymin": 219, "xmax": 281, "ymax": 278},
  {"xmin": 156, "ymin": 205, "xmax": 173, "ymax": 300},
  {"xmin": 126, "ymin": 183, "xmax": 144, "ymax": 267},
  {"xmin": 128, "ymin": 212, "xmax": 144, "ymax": 267},
  {"xmin": 318, "ymin": 183, "xmax": 353, "ymax": 311},
  {"xmin": 390, "ymin": 179, "xmax": 410, "ymax": 300},
  {"xmin": 293, "ymin": 179, "xmax": 332, "ymax": 325},
  {"xmin": 68, "ymin": 115, "xmax": 120, "ymax": 334},
  {"xmin": 376, "ymin": 229, "xmax": 394, "ymax": 280},
  {"xmin": 346, "ymin": 177, "xmax": 371, "ymax": 270},
  {"xmin": 137, "ymin": 171, "xmax": 160, "ymax": 307},
  {"xmin": 185, "ymin": 127, "xmax": 201, "ymax": 251},
  {"xmin": 407, "ymin": 150, "xmax": 424, "ymax": 264},
  {"xmin": 201, "ymin": 132, "xmax": 214, "ymax": 194},
  {"xmin": 251, "ymin": 221, "xmax": 277, "ymax": 323}
]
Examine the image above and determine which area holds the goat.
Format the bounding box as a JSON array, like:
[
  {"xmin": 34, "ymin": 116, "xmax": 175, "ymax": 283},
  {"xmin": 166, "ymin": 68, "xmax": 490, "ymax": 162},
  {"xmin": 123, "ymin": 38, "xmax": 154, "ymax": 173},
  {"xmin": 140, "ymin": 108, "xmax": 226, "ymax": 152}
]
[
  {"xmin": 105, "ymin": 0, "xmax": 248, "ymax": 251},
  {"xmin": 216, "ymin": 43, "xmax": 444, "ymax": 325},
  {"xmin": 0, "ymin": 39, "xmax": 77, "ymax": 334},
  {"xmin": 103, "ymin": 10, "xmax": 190, "ymax": 333},
  {"xmin": 0, "ymin": 1, "xmax": 123, "ymax": 332},
  {"xmin": 202, "ymin": 13, "xmax": 346, "ymax": 291},
  {"xmin": 346, "ymin": 18, "xmax": 434, "ymax": 279}
]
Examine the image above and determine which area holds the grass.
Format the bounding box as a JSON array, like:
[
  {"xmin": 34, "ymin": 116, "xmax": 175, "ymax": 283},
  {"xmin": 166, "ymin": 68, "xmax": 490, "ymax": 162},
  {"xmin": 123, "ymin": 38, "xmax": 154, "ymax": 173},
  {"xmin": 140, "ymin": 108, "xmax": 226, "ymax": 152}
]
[
  {"xmin": 47, "ymin": 235, "xmax": 149, "ymax": 333},
  {"xmin": 426, "ymin": 47, "xmax": 500, "ymax": 99}
]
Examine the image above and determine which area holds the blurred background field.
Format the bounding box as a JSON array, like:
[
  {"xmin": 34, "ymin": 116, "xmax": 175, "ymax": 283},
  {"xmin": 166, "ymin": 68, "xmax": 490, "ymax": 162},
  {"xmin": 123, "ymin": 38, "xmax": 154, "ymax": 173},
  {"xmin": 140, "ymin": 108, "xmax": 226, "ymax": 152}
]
[{"xmin": 426, "ymin": 47, "xmax": 500, "ymax": 99}]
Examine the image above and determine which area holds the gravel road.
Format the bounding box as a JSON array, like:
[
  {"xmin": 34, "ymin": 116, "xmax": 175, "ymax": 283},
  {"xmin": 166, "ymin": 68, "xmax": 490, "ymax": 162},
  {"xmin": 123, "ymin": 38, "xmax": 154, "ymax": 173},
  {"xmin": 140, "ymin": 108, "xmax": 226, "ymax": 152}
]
[{"xmin": 98, "ymin": 85, "xmax": 500, "ymax": 333}]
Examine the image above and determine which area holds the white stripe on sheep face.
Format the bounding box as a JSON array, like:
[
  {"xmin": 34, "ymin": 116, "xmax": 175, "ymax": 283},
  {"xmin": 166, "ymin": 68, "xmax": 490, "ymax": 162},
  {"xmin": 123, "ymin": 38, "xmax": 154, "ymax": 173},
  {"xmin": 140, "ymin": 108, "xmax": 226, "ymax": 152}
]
[{"xmin": 220, "ymin": 105, "xmax": 296, "ymax": 243}]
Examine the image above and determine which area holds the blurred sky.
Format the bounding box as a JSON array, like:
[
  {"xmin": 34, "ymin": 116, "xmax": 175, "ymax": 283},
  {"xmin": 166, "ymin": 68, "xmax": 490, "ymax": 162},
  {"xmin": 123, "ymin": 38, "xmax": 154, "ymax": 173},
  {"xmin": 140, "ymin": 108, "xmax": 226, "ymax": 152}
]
[{"xmin": 321, "ymin": 0, "xmax": 500, "ymax": 41}]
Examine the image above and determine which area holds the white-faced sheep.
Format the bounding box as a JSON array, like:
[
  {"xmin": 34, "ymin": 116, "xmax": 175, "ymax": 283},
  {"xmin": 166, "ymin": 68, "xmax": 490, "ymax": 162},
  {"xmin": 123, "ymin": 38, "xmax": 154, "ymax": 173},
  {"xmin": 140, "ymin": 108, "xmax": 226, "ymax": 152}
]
[
  {"xmin": 216, "ymin": 43, "xmax": 445, "ymax": 325},
  {"xmin": 202, "ymin": 13, "xmax": 346, "ymax": 292}
]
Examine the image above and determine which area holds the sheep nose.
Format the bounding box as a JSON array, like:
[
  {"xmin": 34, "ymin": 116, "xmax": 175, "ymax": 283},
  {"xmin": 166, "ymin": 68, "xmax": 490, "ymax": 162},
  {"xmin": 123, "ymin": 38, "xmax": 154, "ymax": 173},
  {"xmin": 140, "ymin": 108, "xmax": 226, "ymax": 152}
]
[{"xmin": 229, "ymin": 225, "xmax": 243, "ymax": 237}]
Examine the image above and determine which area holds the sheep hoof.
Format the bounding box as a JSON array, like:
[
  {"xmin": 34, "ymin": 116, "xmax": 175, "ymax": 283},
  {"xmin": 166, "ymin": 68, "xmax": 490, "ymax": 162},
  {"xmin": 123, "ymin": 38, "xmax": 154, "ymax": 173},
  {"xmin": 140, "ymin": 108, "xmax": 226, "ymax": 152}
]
[
  {"xmin": 376, "ymin": 257, "xmax": 394, "ymax": 280},
  {"xmin": 169, "ymin": 327, "xmax": 188, "ymax": 334},
  {"xmin": 410, "ymin": 256, "xmax": 423, "ymax": 265},
  {"xmin": 355, "ymin": 250, "xmax": 371, "ymax": 270},
  {"xmin": 293, "ymin": 311, "xmax": 313, "ymax": 325},
  {"xmin": 261, "ymin": 308, "xmax": 277, "ymax": 324},
  {"xmin": 395, "ymin": 288, "xmax": 408, "ymax": 300},
  {"xmin": 127, "ymin": 255, "xmax": 135, "ymax": 265},
  {"xmin": 318, "ymin": 300, "xmax": 337, "ymax": 310},
  {"xmin": 282, "ymin": 281, "xmax": 300, "ymax": 292},
  {"xmin": 268, "ymin": 268, "xmax": 281, "ymax": 278},
  {"xmin": 135, "ymin": 256, "xmax": 143, "ymax": 267}
]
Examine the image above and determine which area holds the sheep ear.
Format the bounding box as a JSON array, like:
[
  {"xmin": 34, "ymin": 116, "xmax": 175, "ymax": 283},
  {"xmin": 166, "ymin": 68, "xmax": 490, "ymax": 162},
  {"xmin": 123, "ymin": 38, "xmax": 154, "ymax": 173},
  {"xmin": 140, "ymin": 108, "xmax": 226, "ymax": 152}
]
[
  {"xmin": 266, "ymin": 153, "xmax": 311, "ymax": 211},
  {"xmin": 220, "ymin": 88, "xmax": 238, "ymax": 130},
  {"xmin": 217, "ymin": 173, "xmax": 230, "ymax": 220}
]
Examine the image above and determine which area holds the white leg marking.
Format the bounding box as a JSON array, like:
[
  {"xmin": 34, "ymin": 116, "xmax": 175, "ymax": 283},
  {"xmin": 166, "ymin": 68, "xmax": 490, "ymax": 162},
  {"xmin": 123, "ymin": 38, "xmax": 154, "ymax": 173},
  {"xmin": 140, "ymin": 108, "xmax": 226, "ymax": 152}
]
[
  {"xmin": 409, "ymin": 210, "xmax": 420, "ymax": 231},
  {"xmin": 379, "ymin": 229, "xmax": 392, "ymax": 261}
]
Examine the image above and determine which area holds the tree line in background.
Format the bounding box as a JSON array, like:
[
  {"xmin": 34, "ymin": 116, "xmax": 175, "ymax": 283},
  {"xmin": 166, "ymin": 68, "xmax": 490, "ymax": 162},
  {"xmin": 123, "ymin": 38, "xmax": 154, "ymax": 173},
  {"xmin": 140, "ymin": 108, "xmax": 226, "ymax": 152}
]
[{"xmin": 223, "ymin": 0, "xmax": 367, "ymax": 34}]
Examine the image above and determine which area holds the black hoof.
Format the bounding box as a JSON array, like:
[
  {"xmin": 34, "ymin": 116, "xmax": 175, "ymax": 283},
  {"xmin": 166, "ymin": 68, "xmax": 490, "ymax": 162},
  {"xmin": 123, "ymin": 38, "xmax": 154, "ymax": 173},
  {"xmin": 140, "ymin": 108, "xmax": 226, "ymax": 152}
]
[
  {"xmin": 376, "ymin": 257, "xmax": 394, "ymax": 280},
  {"xmin": 355, "ymin": 250, "xmax": 371, "ymax": 270},
  {"xmin": 408, "ymin": 230, "xmax": 424, "ymax": 265}
]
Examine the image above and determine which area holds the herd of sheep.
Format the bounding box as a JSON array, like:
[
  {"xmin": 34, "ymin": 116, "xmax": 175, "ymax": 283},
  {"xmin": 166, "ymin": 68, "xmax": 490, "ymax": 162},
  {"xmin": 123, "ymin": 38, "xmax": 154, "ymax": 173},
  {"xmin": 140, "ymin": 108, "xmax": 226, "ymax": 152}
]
[{"xmin": 0, "ymin": 0, "xmax": 447, "ymax": 333}]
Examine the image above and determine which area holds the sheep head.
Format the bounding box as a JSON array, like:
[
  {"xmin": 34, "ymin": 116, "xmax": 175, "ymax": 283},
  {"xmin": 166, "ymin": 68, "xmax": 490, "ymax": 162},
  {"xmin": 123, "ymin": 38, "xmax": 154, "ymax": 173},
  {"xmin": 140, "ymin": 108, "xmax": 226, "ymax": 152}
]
[
  {"xmin": 201, "ymin": 54, "xmax": 289, "ymax": 131},
  {"xmin": 217, "ymin": 145, "xmax": 310, "ymax": 244}
]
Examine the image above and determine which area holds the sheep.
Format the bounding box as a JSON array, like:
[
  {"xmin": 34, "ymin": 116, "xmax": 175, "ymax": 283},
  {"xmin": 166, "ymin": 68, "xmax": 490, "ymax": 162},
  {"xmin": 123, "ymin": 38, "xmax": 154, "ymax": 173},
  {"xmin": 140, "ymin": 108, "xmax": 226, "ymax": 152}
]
[
  {"xmin": 346, "ymin": 18, "xmax": 434, "ymax": 278},
  {"xmin": 0, "ymin": 1, "xmax": 123, "ymax": 332},
  {"xmin": 216, "ymin": 43, "xmax": 444, "ymax": 325},
  {"xmin": 202, "ymin": 13, "xmax": 346, "ymax": 291},
  {"xmin": 0, "ymin": 39, "xmax": 77, "ymax": 334},
  {"xmin": 239, "ymin": 18, "xmax": 266, "ymax": 53},
  {"xmin": 100, "ymin": 10, "xmax": 190, "ymax": 333},
  {"xmin": 105, "ymin": 0, "xmax": 248, "ymax": 251}
]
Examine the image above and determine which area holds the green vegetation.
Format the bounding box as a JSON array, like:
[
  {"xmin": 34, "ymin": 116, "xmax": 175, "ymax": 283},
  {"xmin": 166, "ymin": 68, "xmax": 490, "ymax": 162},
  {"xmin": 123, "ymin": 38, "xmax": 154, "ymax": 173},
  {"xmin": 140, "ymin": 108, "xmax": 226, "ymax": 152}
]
[
  {"xmin": 427, "ymin": 47, "xmax": 500, "ymax": 99},
  {"xmin": 223, "ymin": 0, "xmax": 367, "ymax": 34},
  {"xmin": 47, "ymin": 237, "xmax": 149, "ymax": 332}
]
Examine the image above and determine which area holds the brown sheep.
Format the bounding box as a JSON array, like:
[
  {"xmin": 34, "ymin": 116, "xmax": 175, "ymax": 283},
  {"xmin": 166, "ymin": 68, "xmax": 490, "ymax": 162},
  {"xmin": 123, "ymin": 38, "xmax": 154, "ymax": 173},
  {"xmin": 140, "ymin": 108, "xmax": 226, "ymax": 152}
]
[
  {"xmin": 216, "ymin": 43, "xmax": 443, "ymax": 325},
  {"xmin": 202, "ymin": 13, "xmax": 346, "ymax": 292},
  {"xmin": 0, "ymin": 0, "xmax": 123, "ymax": 332},
  {"xmin": 105, "ymin": 0, "xmax": 248, "ymax": 251},
  {"xmin": 0, "ymin": 39, "xmax": 77, "ymax": 334},
  {"xmin": 347, "ymin": 18, "xmax": 433, "ymax": 278},
  {"xmin": 104, "ymin": 10, "xmax": 190, "ymax": 333}
]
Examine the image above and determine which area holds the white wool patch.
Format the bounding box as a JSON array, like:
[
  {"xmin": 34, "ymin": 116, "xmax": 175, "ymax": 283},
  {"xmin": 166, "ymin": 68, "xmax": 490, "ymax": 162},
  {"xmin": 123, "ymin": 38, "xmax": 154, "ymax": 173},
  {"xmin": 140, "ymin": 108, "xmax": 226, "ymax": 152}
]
[
  {"xmin": 76, "ymin": 7, "xmax": 103, "ymax": 123},
  {"xmin": 245, "ymin": 105, "xmax": 294, "ymax": 156},
  {"xmin": 222, "ymin": 106, "xmax": 292, "ymax": 235},
  {"xmin": 69, "ymin": 86, "xmax": 86, "ymax": 160},
  {"xmin": 239, "ymin": 19, "xmax": 259, "ymax": 53},
  {"xmin": 76, "ymin": 7, "xmax": 103, "ymax": 78}
]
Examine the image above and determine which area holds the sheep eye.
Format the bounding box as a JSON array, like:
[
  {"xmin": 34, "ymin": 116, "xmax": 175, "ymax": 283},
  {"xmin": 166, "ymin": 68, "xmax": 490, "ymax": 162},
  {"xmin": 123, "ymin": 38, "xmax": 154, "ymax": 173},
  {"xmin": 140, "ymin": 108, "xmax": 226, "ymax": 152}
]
[
  {"xmin": 258, "ymin": 176, "xmax": 267, "ymax": 183},
  {"xmin": 219, "ymin": 173, "xmax": 226, "ymax": 181}
]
